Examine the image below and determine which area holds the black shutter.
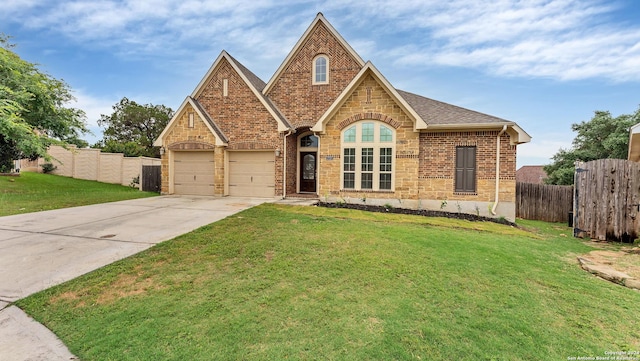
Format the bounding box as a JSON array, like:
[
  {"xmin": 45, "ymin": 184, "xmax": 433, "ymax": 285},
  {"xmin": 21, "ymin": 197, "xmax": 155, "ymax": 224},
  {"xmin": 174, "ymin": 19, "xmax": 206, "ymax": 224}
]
[{"xmin": 455, "ymin": 146, "xmax": 476, "ymax": 192}]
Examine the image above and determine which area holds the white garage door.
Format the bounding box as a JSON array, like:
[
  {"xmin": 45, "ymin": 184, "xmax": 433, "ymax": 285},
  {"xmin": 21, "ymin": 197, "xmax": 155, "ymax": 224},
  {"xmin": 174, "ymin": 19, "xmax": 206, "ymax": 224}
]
[
  {"xmin": 173, "ymin": 151, "xmax": 215, "ymax": 196},
  {"xmin": 228, "ymin": 151, "xmax": 275, "ymax": 197}
]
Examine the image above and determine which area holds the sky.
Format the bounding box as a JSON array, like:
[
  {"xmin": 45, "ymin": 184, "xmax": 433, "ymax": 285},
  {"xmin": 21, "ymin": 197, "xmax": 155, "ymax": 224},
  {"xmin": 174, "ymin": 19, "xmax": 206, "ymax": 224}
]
[{"xmin": 2, "ymin": 0, "xmax": 640, "ymax": 168}]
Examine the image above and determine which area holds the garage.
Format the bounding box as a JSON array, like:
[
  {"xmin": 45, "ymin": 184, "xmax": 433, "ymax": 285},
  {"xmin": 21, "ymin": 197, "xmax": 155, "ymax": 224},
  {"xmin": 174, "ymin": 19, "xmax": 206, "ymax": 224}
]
[
  {"xmin": 173, "ymin": 151, "xmax": 215, "ymax": 195},
  {"xmin": 228, "ymin": 151, "xmax": 275, "ymax": 197}
]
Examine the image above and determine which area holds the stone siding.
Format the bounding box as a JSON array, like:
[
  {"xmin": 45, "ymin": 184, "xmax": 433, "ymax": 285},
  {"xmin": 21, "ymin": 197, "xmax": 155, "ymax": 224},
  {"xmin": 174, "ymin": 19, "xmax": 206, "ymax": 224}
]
[
  {"xmin": 160, "ymin": 103, "xmax": 220, "ymax": 194},
  {"xmin": 317, "ymin": 73, "xmax": 420, "ymax": 200}
]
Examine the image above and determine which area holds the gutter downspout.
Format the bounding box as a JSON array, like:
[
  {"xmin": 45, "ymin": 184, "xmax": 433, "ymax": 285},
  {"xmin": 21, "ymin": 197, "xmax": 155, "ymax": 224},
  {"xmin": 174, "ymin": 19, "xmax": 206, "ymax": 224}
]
[
  {"xmin": 491, "ymin": 125, "xmax": 508, "ymax": 215},
  {"xmin": 282, "ymin": 130, "xmax": 293, "ymax": 199}
]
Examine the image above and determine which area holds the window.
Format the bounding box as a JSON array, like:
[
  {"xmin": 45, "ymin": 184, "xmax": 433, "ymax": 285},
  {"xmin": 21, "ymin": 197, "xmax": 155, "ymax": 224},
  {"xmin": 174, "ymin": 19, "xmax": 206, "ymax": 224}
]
[
  {"xmin": 343, "ymin": 148, "xmax": 355, "ymax": 188},
  {"xmin": 455, "ymin": 146, "xmax": 476, "ymax": 193},
  {"xmin": 341, "ymin": 122, "xmax": 395, "ymax": 191},
  {"xmin": 188, "ymin": 112, "xmax": 194, "ymax": 128},
  {"xmin": 313, "ymin": 55, "xmax": 328, "ymax": 84},
  {"xmin": 300, "ymin": 134, "xmax": 318, "ymax": 148}
]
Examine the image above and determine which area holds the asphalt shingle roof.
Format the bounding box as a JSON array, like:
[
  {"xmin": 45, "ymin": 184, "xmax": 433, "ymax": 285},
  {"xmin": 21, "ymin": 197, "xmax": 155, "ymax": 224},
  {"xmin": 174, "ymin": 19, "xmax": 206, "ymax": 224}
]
[{"xmin": 396, "ymin": 89, "xmax": 513, "ymax": 126}]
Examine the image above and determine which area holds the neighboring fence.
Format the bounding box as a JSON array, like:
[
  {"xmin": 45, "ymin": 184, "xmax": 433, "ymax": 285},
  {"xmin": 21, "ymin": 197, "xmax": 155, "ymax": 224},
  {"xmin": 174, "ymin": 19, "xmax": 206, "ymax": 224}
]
[
  {"xmin": 516, "ymin": 182, "xmax": 574, "ymax": 223},
  {"xmin": 21, "ymin": 145, "xmax": 161, "ymax": 191},
  {"xmin": 574, "ymin": 159, "xmax": 640, "ymax": 242}
]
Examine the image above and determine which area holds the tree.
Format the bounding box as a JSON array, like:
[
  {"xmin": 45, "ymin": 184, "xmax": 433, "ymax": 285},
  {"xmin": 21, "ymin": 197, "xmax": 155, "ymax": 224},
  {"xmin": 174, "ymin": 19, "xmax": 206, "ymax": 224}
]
[
  {"xmin": 95, "ymin": 97, "xmax": 172, "ymax": 157},
  {"xmin": 0, "ymin": 34, "xmax": 87, "ymax": 172},
  {"xmin": 544, "ymin": 108, "xmax": 640, "ymax": 185}
]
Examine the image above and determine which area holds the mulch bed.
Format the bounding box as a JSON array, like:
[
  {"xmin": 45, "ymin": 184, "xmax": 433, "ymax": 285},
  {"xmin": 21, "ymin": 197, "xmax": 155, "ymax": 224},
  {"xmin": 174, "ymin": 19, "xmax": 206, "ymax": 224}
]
[{"xmin": 316, "ymin": 202, "xmax": 517, "ymax": 227}]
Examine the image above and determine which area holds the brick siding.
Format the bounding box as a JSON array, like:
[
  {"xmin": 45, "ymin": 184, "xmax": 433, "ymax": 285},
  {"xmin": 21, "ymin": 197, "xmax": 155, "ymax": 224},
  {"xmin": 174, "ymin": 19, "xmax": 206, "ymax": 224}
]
[{"xmin": 266, "ymin": 21, "xmax": 362, "ymax": 130}]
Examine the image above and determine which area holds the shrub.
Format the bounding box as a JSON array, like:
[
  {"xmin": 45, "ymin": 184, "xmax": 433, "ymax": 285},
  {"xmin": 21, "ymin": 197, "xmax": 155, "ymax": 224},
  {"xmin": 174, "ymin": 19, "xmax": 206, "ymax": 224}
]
[{"xmin": 41, "ymin": 163, "xmax": 57, "ymax": 173}]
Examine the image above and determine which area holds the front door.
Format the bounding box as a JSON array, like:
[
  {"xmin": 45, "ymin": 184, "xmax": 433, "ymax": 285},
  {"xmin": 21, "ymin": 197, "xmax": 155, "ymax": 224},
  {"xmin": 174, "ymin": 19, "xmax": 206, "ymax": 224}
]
[{"xmin": 300, "ymin": 152, "xmax": 317, "ymax": 193}]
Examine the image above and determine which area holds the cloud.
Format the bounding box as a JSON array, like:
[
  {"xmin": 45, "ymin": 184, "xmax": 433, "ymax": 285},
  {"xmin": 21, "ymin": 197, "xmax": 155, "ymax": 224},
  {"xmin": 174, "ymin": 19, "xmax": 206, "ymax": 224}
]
[
  {"xmin": 516, "ymin": 135, "xmax": 573, "ymax": 166},
  {"xmin": 67, "ymin": 90, "xmax": 119, "ymax": 144},
  {"xmin": 367, "ymin": 0, "xmax": 640, "ymax": 81},
  {"xmin": 2, "ymin": 0, "xmax": 640, "ymax": 82}
]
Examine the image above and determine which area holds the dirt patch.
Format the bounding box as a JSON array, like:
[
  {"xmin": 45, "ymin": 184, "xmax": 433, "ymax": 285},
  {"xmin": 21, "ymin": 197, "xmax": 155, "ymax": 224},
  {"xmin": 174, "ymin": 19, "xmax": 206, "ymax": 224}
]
[
  {"xmin": 578, "ymin": 245, "xmax": 640, "ymax": 290},
  {"xmin": 95, "ymin": 274, "xmax": 160, "ymax": 305},
  {"xmin": 581, "ymin": 248, "xmax": 640, "ymax": 280}
]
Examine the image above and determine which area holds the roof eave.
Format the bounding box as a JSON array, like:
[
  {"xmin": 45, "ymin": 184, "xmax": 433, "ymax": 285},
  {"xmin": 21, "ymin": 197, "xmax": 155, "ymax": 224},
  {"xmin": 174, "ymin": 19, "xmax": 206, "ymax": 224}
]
[
  {"xmin": 422, "ymin": 123, "xmax": 532, "ymax": 145},
  {"xmin": 312, "ymin": 61, "xmax": 427, "ymax": 133},
  {"xmin": 263, "ymin": 12, "xmax": 366, "ymax": 95},
  {"xmin": 628, "ymin": 123, "xmax": 640, "ymax": 161},
  {"xmin": 153, "ymin": 97, "xmax": 228, "ymax": 147}
]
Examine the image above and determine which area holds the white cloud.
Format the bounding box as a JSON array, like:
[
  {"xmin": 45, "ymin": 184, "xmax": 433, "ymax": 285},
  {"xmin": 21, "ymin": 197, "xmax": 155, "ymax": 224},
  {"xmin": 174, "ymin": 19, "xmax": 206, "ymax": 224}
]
[
  {"xmin": 2, "ymin": 0, "xmax": 640, "ymax": 82},
  {"xmin": 516, "ymin": 136, "xmax": 573, "ymax": 167},
  {"xmin": 369, "ymin": 0, "xmax": 640, "ymax": 81},
  {"xmin": 67, "ymin": 90, "xmax": 119, "ymax": 144}
]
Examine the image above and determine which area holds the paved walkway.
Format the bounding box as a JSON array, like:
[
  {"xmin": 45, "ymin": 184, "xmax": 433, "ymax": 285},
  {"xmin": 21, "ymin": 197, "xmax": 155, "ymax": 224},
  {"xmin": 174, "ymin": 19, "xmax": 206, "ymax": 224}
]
[{"xmin": 0, "ymin": 196, "xmax": 269, "ymax": 361}]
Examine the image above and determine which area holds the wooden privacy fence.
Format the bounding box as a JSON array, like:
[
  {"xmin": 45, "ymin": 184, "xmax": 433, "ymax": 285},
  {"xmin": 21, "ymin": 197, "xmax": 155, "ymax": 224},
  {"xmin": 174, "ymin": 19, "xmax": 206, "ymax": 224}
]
[
  {"xmin": 574, "ymin": 159, "xmax": 640, "ymax": 242},
  {"xmin": 142, "ymin": 165, "xmax": 161, "ymax": 192},
  {"xmin": 516, "ymin": 182, "xmax": 574, "ymax": 223}
]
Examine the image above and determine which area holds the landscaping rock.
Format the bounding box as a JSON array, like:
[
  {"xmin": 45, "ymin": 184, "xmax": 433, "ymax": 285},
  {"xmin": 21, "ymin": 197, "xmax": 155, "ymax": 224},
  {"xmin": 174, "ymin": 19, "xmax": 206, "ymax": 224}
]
[
  {"xmin": 624, "ymin": 278, "xmax": 640, "ymax": 290},
  {"xmin": 577, "ymin": 257, "xmax": 631, "ymax": 285}
]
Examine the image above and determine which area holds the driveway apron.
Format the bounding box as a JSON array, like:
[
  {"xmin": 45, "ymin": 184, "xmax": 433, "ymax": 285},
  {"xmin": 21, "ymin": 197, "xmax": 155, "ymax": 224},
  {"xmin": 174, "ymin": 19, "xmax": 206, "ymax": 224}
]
[{"xmin": 0, "ymin": 195, "xmax": 267, "ymax": 361}]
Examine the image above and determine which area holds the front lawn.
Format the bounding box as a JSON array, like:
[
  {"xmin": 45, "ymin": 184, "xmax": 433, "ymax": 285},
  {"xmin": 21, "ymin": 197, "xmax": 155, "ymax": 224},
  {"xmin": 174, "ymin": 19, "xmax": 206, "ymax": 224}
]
[
  {"xmin": 0, "ymin": 172, "xmax": 157, "ymax": 216},
  {"xmin": 18, "ymin": 204, "xmax": 640, "ymax": 360}
]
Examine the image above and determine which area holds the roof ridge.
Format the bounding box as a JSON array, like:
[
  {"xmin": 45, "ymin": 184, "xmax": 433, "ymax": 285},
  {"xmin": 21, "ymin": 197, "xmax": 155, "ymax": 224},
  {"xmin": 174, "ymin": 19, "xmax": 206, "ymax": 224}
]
[{"xmin": 225, "ymin": 52, "xmax": 267, "ymax": 92}]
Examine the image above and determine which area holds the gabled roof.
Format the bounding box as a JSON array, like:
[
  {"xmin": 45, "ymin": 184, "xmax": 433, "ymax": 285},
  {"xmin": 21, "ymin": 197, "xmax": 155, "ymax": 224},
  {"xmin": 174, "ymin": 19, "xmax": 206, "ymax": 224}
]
[
  {"xmin": 312, "ymin": 61, "xmax": 428, "ymax": 133},
  {"xmin": 191, "ymin": 50, "xmax": 292, "ymax": 131},
  {"xmin": 263, "ymin": 12, "xmax": 366, "ymax": 95},
  {"xmin": 153, "ymin": 97, "xmax": 228, "ymax": 146},
  {"xmin": 396, "ymin": 90, "xmax": 531, "ymax": 144},
  {"xmin": 516, "ymin": 165, "xmax": 547, "ymax": 184},
  {"xmin": 189, "ymin": 97, "xmax": 228, "ymax": 143}
]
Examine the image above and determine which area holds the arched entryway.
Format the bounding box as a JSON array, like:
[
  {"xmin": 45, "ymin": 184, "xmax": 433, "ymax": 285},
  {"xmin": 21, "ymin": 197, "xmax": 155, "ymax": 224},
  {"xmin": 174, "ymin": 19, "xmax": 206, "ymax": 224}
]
[{"xmin": 298, "ymin": 133, "xmax": 318, "ymax": 193}]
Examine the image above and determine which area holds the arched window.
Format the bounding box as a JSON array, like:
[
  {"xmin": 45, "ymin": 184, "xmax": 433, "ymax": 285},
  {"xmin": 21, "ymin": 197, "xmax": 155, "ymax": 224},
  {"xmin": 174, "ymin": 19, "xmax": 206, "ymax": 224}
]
[
  {"xmin": 341, "ymin": 121, "xmax": 395, "ymax": 191},
  {"xmin": 313, "ymin": 55, "xmax": 328, "ymax": 84}
]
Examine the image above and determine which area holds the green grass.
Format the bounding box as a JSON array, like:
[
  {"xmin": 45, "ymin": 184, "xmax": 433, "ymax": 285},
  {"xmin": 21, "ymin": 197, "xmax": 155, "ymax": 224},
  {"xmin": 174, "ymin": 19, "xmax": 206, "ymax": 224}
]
[
  {"xmin": 0, "ymin": 172, "xmax": 158, "ymax": 216},
  {"xmin": 17, "ymin": 204, "xmax": 640, "ymax": 360}
]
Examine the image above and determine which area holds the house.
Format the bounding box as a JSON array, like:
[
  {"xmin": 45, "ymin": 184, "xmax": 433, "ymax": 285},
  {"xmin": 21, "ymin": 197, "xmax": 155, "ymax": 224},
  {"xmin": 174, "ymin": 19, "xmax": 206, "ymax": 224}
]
[
  {"xmin": 516, "ymin": 166, "xmax": 547, "ymax": 184},
  {"xmin": 629, "ymin": 123, "xmax": 640, "ymax": 162},
  {"xmin": 154, "ymin": 13, "xmax": 531, "ymax": 221}
]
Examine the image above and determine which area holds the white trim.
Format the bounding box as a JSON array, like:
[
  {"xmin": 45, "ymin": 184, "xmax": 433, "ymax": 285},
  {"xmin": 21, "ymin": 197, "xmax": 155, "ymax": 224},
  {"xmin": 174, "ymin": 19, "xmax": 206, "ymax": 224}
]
[
  {"xmin": 263, "ymin": 12, "xmax": 365, "ymax": 95},
  {"xmin": 419, "ymin": 122, "xmax": 531, "ymax": 145},
  {"xmin": 340, "ymin": 121, "xmax": 396, "ymax": 192},
  {"xmin": 296, "ymin": 131, "xmax": 319, "ymax": 193},
  {"xmin": 189, "ymin": 50, "xmax": 291, "ymax": 132},
  {"xmin": 629, "ymin": 123, "xmax": 640, "ymax": 161},
  {"xmin": 223, "ymin": 78, "xmax": 228, "ymax": 97},
  {"xmin": 153, "ymin": 97, "xmax": 227, "ymax": 147},
  {"xmin": 312, "ymin": 54, "xmax": 329, "ymax": 85},
  {"xmin": 312, "ymin": 61, "xmax": 427, "ymax": 133}
]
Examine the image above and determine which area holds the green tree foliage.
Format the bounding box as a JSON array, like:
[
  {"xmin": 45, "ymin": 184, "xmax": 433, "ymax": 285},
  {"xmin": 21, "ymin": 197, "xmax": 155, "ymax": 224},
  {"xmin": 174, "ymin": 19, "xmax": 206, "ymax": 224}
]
[
  {"xmin": 544, "ymin": 108, "xmax": 640, "ymax": 185},
  {"xmin": 0, "ymin": 34, "xmax": 87, "ymax": 172},
  {"xmin": 95, "ymin": 97, "xmax": 172, "ymax": 157}
]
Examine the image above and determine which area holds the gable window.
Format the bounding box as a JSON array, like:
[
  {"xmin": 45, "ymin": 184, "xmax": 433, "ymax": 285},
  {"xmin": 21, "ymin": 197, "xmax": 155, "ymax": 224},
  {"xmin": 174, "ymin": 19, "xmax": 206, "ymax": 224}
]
[
  {"xmin": 341, "ymin": 122, "xmax": 394, "ymax": 191},
  {"xmin": 313, "ymin": 55, "xmax": 328, "ymax": 84},
  {"xmin": 188, "ymin": 112, "xmax": 195, "ymax": 128},
  {"xmin": 455, "ymin": 146, "xmax": 476, "ymax": 193}
]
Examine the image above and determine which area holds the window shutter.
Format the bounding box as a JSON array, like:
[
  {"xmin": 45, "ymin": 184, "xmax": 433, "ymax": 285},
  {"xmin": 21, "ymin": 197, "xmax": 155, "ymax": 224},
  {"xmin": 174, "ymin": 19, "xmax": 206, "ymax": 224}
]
[{"xmin": 455, "ymin": 146, "xmax": 476, "ymax": 192}]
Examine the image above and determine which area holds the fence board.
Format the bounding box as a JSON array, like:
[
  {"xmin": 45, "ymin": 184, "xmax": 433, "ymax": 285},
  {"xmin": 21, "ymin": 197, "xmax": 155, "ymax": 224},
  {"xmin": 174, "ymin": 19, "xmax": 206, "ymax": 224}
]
[
  {"xmin": 142, "ymin": 165, "xmax": 161, "ymax": 192},
  {"xmin": 574, "ymin": 159, "xmax": 640, "ymax": 242},
  {"xmin": 516, "ymin": 182, "xmax": 573, "ymax": 223}
]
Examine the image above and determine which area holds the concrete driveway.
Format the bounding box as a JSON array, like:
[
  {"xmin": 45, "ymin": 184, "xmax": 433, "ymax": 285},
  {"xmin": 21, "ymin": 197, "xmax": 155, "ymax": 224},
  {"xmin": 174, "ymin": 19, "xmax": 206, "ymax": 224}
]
[{"xmin": 0, "ymin": 195, "xmax": 268, "ymax": 360}]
